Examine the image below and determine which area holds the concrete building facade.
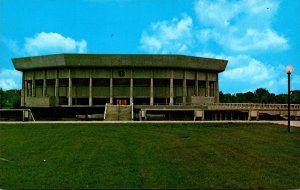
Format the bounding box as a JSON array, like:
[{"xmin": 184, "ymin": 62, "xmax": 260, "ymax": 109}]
[
  {"xmin": 12, "ymin": 54, "xmax": 227, "ymax": 108},
  {"xmin": 10, "ymin": 54, "xmax": 300, "ymax": 121}
]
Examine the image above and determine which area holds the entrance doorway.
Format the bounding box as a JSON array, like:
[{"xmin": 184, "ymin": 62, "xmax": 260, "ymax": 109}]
[{"xmin": 115, "ymin": 99, "xmax": 129, "ymax": 105}]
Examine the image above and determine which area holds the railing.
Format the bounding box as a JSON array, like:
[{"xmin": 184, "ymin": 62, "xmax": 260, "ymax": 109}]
[
  {"xmin": 131, "ymin": 103, "xmax": 134, "ymax": 120},
  {"xmin": 0, "ymin": 109, "xmax": 35, "ymax": 122},
  {"xmin": 205, "ymin": 103, "xmax": 300, "ymax": 110},
  {"xmin": 104, "ymin": 103, "xmax": 108, "ymax": 120}
]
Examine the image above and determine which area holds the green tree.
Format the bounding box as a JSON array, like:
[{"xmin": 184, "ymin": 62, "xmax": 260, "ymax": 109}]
[
  {"xmin": 220, "ymin": 88, "xmax": 299, "ymax": 104},
  {"xmin": 0, "ymin": 89, "xmax": 21, "ymax": 108},
  {"xmin": 275, "ymin": 94, "xmax": 287, "ymax": 104},
  {"xmin": 220, "ymin": 91, "xmax": 235, "ymax": 103},
  {"xmin": 0, "ymin": 88, "xmax": 4, "ymax": 108},
  {"xmin": 291, "ymin": 91, "xmax": 300, "ymax": 104},
  {"xmin": 254, "ymin": 88, "xmax": 270, "ymax": 103}
]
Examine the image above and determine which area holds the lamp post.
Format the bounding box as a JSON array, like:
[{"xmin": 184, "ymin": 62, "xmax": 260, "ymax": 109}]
[{"xmin": 285, "ymin": 65, "xmax": 294, "ymax": 133}]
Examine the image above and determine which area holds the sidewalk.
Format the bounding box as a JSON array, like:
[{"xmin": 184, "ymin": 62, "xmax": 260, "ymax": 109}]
[{"xmin": 0, "ymin": 120, "xmax": 299, "ymax": 127}]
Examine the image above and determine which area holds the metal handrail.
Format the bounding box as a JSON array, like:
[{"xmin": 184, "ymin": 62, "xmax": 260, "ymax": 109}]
[
  {"xmin": 131, "ymin": 103, "xmax": 134, "ymax": 120},
  {"xmin": 205, "ymin": 103, "xmax": 300, "ymax": 109},
  {"xmin": 104, "ymin": 103, "xmax": 108, "ymax": 120}
]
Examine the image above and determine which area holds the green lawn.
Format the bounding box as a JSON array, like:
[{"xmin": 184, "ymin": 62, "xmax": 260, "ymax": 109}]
[{"xmin": 0, "ymin": 123, "xmax": 299, "ymax": 189}]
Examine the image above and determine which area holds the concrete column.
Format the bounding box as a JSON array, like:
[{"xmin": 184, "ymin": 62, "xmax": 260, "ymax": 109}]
[
  {"xmin": 54, "ymin": 74, "xmax": 59, "ymax": 97},
  {"xmin": 24, "ymin": 80, "xmax": 28, "ymax": 97},
  {"xmin": 55, "ymin": 78, "xmax": 59, "ymax": 106},
  {"xmin": 206, "ymin": 72, "xmax": 209, "ymax": 97},
  {"xmin": 215, "ymin": 74, "xmax": 219, "ymax": 103},
  {"xmin": 43, "ymin": 71, "xmax": 47, "ymax": 96},
  {"xmin": 150, "ymin": 73, "xmax": 154, "ymax": 105},
  {"xmin": 32, "ymin": 72, "xmax": 35, "ymax": 97},
  {"xmin": 21, "ymin": 87, "xmax": 24, "ymax": 107},
  {"xmin": 28, "ymin": 81, "xmax": 32, "ymax": 96},
  {"xmin": 22, "ymin": 110, "xmax": 25, "ymax": 121},
  {"xmin": 170, "ymin": 71, "xmax": 174, "ymax": 105},
  {"xmin": 248, "ymin": 111, "xmax": 251, "ymax": 121},
  {"xmin": 110, "ymin": 77, "xmax": 113, "ymax": 104},
  {"xmin": 89, "ymin": 73, "xmax": 93, "ymax": 107},
  {"xmin": 21, "ymin": 73, "xmax": 25, "ymax": 107},
  {"xmin": 183, "ymin": 71, "xmax": 187, "ymax": 105},
  {"xmin": 195, "ymin": 72, "xmax": 199, "ymax": 96},
  {"xmin": 130, "ymin": 78, "xmax": 133, "ymax": 105},
  {"xmin": 68, "ymin": 69, "xmax": 72, "ymax": 106}
]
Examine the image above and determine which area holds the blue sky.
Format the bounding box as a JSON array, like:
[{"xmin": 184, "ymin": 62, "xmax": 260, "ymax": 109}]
[{"xmin": 0, "ymin": 0, "xmax": 299, "ymax": 94}]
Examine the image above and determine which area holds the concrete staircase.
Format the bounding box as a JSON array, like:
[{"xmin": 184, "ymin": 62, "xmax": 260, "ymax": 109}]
[{"xmin": 104, "ymin": 104, "xmax": 133, "ymax": 121}]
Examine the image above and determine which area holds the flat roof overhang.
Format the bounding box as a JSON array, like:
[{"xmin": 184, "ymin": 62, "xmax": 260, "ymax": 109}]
[{"xmin": 12, "ymin": 54, "xmax": 228, "ymax": 72}]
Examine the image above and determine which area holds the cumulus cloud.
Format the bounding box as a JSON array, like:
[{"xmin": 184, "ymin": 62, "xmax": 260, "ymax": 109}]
[
  {"xmin": 194, "ymin": 0, "xmax": 289, "ymax": 53},
  {"xmin": 222, "ymin": 57, "xmax": 273, "ymax": 83},
  {"xmin": 140, "ymin": 0, "xmax": 289, "ymax": 54},
  {"xmin": 2, "ymin": 32, "xmax": 88, "ymax": 56},
  {"xmin": 196, "ymin": 52, "xmax": 290, "ymax": 93},
  {"xmin": 195, "ymin": 0, "xmax": 278, "ymax": 29},
  {"xmin": 139, "ymin": 0, "xmax": 294, "ymax": 93},
  {"xmin": 219, "ymin": 54, "xmax": 289, "ymax": 93},
  {"xmin": 1, "ymin": 32, "xmax": 88, "ymax": 90},
  {"xmin": 226, "ymin": 28, "xmax": 289, "ymax": 52},
  {"xmin": 140, "ymin": 15, "xmax": 193, "ymax": 54},
  {"xmin": 0, "ymin": 69, "xmax": 22, "ymax": 90},
  {"xmin": 23, "ymin": 32, "xmax": 87, "ymax": 56}
]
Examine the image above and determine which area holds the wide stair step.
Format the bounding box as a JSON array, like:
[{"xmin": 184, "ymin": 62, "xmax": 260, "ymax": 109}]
[{"xmin": 105, "ymin": 104, "xmax": 132, "ymax": 121}]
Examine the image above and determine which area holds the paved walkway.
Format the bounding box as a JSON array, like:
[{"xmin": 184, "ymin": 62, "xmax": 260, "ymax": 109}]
[
  {"xmin": 267, "ymin": 121, "xmax": 300, "ymax": 127},
  {"xmin": 0, "ymin": 120, "xmax": 299, "ymax": 127}
]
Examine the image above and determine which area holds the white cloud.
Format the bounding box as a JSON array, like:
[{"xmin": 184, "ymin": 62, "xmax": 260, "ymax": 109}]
[
  {"xmin": 217, "ymin": 54, "xmax": 294, "ymax": 93},
  {"xmin": 0, "ymin": 69, "xmax": 22, "ymax": 90},
  {"xmin": 138, "ymin": 0, "xmax": 293, "ymax": 93},
  {"xmin": 194, "ymin": 0, "xmax": 289, "ymax": 53},
  {"xmin": 195, "ymin": 0, "xmax": 240, "ymax": 28},
  {"xmin": 195, "ymin": 0, "xmax": 278, "ymax": 29},
  {"xmin": 1, "ymin": 32, "xmax": 87, "ymax": 90},
  {"xmin": 23, "ymin": 32, "xmax": 87, "ymax": 56},
  {"xmin": 2, "ymin": 32, "xmax": 88, "ymax": 56},
  {"xmin": 140, "ymin": 0, "xmax": 289, "ymax": 54},
  {"xmin": 196, "ymin": 52, "xmax": 296, "ymax": 94},
  {"xmin": 224, "ymin": 28, "xmax": 289, "ymax": 52},
  {"xmin": 140, "ymin": 15, "xmax": 193, "ymax": 54},
  {"xmin": 222, "ymin": 58, "xmax": 272, "ymax": 83}
]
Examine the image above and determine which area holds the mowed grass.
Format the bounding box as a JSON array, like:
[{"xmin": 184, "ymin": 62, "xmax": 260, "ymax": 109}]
[{"xmin": 0, "ymin": 123, "xmax": 300, "ymax": 189}]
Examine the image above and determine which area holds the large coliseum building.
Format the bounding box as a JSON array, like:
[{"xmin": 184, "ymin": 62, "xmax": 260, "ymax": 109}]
[{"xmin": 12, "ymin": 54, "xmax": 228, "ymax": 120}]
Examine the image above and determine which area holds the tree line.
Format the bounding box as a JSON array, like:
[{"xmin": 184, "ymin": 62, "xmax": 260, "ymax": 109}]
[
  {"xmin": 0, "ymin": 89, "xmax": 21, "ymax": 108},
  {"xmin": 220, "ymin": 88, "xmax": 300, "ymax": 104},
  {"xmin": 0, "ymin": 88, "xmax": 299, "ymax": 108}
]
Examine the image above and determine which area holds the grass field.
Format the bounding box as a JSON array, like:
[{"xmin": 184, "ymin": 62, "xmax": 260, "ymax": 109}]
[{"xmin": 0, "ymin": 123, "xmax": 300, "ymax": 189}]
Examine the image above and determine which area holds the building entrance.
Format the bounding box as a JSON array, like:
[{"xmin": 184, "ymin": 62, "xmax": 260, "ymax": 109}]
[{"xmin": 115, "ymin": 99, "xmax": 129, "ymax": 105}]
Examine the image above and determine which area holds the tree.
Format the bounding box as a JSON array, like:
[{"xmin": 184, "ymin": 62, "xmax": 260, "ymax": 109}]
[
  {"xmin": 291, "ymin": 91, "xmax": 300, "ymax": 104},
  {"xmin": 276, "ymin": 94, "xmax": 287, "ymax": 104},
  {"xmin": 0, "ymin": 89, "xmax": 21, "ymax": 108},
  {"xmin": 254, "ymin": 88, "xmax": 270, "ymax": 103},
  {"xmin": 0, "ymin": 88, "xmax": 4, "ymax": 108},
  {"xmin": 220, "ymin": 91, "xmax": 235, "ymax": 103},
  {"xmin": 244, "ymin": 91, "xmax": 255, "ymax": 103},
  {"xmin": 220, "ymin": 88, "xmax": 299, "ymax": 104}
]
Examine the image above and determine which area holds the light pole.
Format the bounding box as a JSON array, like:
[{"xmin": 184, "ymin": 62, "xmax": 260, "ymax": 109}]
[{"xmin": 285, "ymin": 65, "xmax": 294, "ymax": 133}]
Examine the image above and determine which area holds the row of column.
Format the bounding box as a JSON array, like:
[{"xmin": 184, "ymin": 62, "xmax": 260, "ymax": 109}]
[{"xmin": 22, "ymin": 69, "xmax": 218, "ymax": 106}]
